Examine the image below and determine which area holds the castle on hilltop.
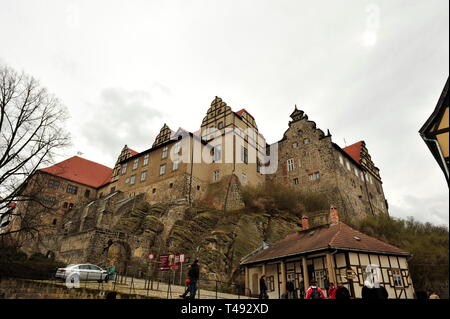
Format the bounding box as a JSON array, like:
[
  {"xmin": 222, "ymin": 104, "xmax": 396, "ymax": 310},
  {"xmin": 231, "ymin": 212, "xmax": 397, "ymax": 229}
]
[{"xmin": 6, "ymin": 97, "xmax": 389, "ymax": 263}]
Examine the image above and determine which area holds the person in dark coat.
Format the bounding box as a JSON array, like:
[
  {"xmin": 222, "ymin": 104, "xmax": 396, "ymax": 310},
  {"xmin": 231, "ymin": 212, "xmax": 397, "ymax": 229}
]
[
  {"xmin": 335, "ymin": 282, "xmax": 351, "ymax": 299},
  {"xmin": 286, "ymin": 278, "xmax": 296, "ymax": 299},
  {"xmin": 362, "ymin": 284, "xmax": 389, "ymax": 299},
  {"xmin": 180, "ymin": 259, "xmax": 200, "ymax": 299},
  {"xmin": 259, "ymin": 275, "xmax": 268, "ymax": 299}
]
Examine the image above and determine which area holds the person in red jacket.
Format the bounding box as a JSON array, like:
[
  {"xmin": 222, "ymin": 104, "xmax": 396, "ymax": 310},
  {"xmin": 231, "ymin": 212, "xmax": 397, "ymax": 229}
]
[
  {"xmin": 306, "ymin": 280, "xmax": 326, "ymax": 299},
  {"xmin": 327, "ymin": 282, "xmax": 337, "ymax": 299}
]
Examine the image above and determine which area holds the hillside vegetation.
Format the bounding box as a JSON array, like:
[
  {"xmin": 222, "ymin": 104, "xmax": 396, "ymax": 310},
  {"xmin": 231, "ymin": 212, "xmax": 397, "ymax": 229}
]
[{"xmin": 351, "ymin": 214, "xmax": 449, "ymax": 298}]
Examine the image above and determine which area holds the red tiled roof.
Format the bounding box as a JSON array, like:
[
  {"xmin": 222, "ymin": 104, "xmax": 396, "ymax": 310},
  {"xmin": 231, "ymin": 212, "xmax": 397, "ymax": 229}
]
[
  {"xmin": 235, "ymin": 108, "xmax": 254, "ymax": 119},
  {"xmin": 39, "ymin": 156, "xmax": 113, "ymax": 188},
  {"xmin": 343, "ymin": 141, "xmax": 364, "ymax": 164},
  {"xmin": 242, "ymin": 222, "xmax": 409, "ymax": 265},
  {"xmin": 129, "ymin": 149, "xmax": 139, "ymax": 156}
]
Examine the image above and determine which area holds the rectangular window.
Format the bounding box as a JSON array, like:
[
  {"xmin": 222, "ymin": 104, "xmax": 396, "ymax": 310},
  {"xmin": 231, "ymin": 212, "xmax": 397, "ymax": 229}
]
[
  {"xmin": 133, "ymin": 159, "xmax": 139, "ymax": 170},
  {"xmin": 213, "ymin": 170, "xmax": 220, "ymax": 182},
  {"xmin": 266, "ymin": 276, "xmax": 275, "ymax": 292},
  {"xmin": 42, "ymin": 196, "xmax": 57, "ymax": 207},
  {"xmin": 84, "ymin": 189, "xmax": 91, "ymax": 198},
  {"xmin": 159, "ymin": 164, "xmax": 166, "ymax": 175},
  {"xmin": 292, "ymin": 142, "xmax": 298, "ymax": 148},
  {"xmin": 241, "ymin": 147, "xmax": 248, "ymax": 164},
  {"xmin": 143, "ymin": 154, "xmax": 149, "ymax": 166},
  {"xmin": 48, "ymin": 179, "xmax": 60, "ymax": 189},
  {"xmin": 287, "ymin": 158, "xmax": 295, "ymax": 171},
  {"xmin": 121, "ymin": 163, "xmax": 128, "ymax": 175},
  {"xmin": 173, "ymin": 159, "xmax": 179, "ymax": 171},
  {"xmin": 392, "ymin": 269, "xmax": 403, "ymax": 287},
  {"xmin": 309, "ymin": 172, "xmax": 320, "ymax": 181},
  {"xmin": 162, "ymin": 146, "xmax": 168, "ymax": 159},
  {"xmin": 130, "ymin": 175, "xmax": 136, "ymax": 185},
  {"xmin": 241, "ymin": 172, "xmax": 247, "ymax": 184},
  {"xmin": 67, "ymin": 185, "xmax": 78, "ymax": 194},
  {"xmin": 62, "ymin": 202, "xmax": 68, "ymax": 209},
  {"xmin": 213, "ymin": 145, "xmax": 222, "ymax": 162},
  {"xmin": 174, "ymin": 141, "xmax": 181, "ymax": 154},
  {"xmin": 140, "ymin": 171, "xmax": 147, "ymax": 182},
  {"xmin": 293, "ymin": 178, "xmax": 299, "ymax": 185}
]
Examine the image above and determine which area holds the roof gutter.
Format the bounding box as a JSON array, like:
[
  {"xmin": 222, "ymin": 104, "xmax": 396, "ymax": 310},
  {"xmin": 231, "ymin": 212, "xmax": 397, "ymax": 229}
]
[
  {"xmin": 421, "ymin": 134, "xmax": 449, "ymax": 181},
  {"xmin": 241, "ymin": 246, "xmax": 410, "ymax": 266}
]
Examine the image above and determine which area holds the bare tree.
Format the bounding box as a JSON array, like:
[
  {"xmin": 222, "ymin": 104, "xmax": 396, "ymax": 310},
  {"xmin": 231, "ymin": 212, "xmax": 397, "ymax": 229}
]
[{"xmin": 0, "ymin": 64, "xmax": 70, "ymax": 242}]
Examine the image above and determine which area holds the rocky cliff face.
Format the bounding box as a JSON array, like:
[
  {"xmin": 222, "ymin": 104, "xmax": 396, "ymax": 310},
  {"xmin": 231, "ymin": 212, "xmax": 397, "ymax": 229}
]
[{"xmin": 102, "ymin": 197, "xmax": 300, "ymax": 283}]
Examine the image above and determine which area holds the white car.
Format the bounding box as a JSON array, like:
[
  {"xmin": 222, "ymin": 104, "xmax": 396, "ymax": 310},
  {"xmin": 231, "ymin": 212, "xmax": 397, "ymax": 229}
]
[{"xmin": 55, "ymin": 264, "xmax": 108, "ymax": 283}]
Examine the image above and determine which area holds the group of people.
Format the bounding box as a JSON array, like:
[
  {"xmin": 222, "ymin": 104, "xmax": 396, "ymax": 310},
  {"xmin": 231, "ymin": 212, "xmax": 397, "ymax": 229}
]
[{"xmin": 259, "ymin": 275, "xmax": 373, "ymax": 300}]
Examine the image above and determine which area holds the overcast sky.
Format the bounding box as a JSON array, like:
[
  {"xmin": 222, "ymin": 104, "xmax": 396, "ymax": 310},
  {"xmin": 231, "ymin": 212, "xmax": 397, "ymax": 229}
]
[{"xmin": 1, "ymin": 0, "xmax": 448, "ymax": 225}]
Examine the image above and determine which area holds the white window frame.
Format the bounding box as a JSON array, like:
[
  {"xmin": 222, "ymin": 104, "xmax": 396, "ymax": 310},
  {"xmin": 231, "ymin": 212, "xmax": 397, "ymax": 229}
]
[
  {"xmin": 130, "ymin": 175, "xmax": 136, "ymax": 185},
  {"xmin": 140, "ymin": 171, "xmax": 147, "ymax": 182},
  {"xmin": 159, "ymin": 164, "xmax": 166, "ymax": 175},
  {"xmin": 121, "ymin": 163, "xmax": 128, "ymax": 175},
  {"xmin": 392, "ymin": 269, "xmax": 403, "ymax": 287},
  {"xmin": 174, "ymin": 141, "xmax": 181, "ymax": 154},
  {"xmin": 162, "ymin": 146, "xmax": 168, "ymax": 159},
  {"xmin": 133, "ymin": 159, "xmax": 139, "ymax": 170},
  {"xmin": 143, "ymin": 154, "xmax": 149, "ymax": 166},
  {"xmin": 213, "ymin": 170, "xmax": 220, "ymax": 182},
  {"xmin": 213, "ymin": 145, "xmax": 222, "ymax": 162},
  {"xmin": 173, "ymin": 159, "xmax": 179, "ymax": 171},
  {"xmin": 287, "ymin": 158, "xmax": 295, "ymax": 172}
]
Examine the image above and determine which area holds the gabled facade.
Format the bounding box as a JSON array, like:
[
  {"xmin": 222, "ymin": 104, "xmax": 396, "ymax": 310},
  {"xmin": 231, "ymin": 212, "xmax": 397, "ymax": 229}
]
[
  {"xmin": 241, "ymin": 207, "xmax": 414, "ymax": 299},
  {"xmin": 419, "ymin": 77, "xmax": 449, "ymax": 185},
  {"xmin": 269, "ymin": 106, "xmax": 389, "ymax": 219}
]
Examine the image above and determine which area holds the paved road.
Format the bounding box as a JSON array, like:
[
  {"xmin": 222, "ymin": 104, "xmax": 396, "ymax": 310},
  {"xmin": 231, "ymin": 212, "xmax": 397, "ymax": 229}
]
[{"xmin": 42, "ymin": 276, "xmax": 254, "ymax": 299}]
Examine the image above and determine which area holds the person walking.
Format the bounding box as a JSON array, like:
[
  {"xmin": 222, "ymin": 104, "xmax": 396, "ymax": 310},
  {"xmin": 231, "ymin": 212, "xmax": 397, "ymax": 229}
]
[
  {"xmin": 180, "ymin": 259, "xmax": 200, "ymax": 299},
  {"xmin": 105, "ymin": 261, "xmax": 116, "ymax": 284},
  {"xmin": 286, "ymin": 278, "xmax": 296, "ymax": 299},
  {"xmin": 335, "ymin": 282, "xmax": 351, "ymax": 300},
  {"xmin": 327, "ymin": 282, "xmax": 337, "ymax": 299},
  {"xmin": 306, "ymin": 280, "xmax": 326, "ymax": 299},
  {"xmin": 259, "ymin": 275, "xmax": 269, "ymax": 299}
]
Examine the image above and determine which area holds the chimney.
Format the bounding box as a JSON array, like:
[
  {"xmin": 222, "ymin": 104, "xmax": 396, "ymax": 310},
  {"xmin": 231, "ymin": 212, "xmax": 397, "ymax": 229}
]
[
  {"xmin": 301, "ymin": 215, "xmax": 309, "ymax": 230},
  {"xmin": 330, "ymin": 206, "xmax": 339, "ymax": 225}
]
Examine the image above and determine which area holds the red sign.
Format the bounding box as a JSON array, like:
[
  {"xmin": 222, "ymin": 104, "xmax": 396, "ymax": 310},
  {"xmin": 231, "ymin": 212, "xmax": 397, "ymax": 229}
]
[
  {"xmin": 159, "ymin": 254, "xmax": 184, "ymax": 271},
  {"xmin": 159, "ymin": 255, "xmax": 170, "ymax": 270}
]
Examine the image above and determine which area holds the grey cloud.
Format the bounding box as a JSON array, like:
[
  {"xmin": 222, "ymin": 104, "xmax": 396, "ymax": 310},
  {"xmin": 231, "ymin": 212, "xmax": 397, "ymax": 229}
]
[{"xmin": 78, "ymin": 87, "xmax": 165, "ymax": 163}]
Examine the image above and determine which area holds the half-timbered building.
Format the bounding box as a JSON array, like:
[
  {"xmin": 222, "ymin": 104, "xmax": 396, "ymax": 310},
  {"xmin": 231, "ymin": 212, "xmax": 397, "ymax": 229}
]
[{"xmin": 241, "ymin": 207, "xmax": 415, "ymax": 299}]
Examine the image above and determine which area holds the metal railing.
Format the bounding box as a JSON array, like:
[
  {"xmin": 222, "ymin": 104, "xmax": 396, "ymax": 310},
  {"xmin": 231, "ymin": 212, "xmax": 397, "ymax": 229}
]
[{"xmin": 45, "ymin": 268, "xmax": 253, "ymax": 299}]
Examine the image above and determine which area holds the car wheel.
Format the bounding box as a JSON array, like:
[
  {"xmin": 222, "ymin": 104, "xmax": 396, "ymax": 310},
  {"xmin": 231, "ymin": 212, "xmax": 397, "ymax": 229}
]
[{"xmin": 70, "ymin": 274, "xmax": 80, "ymax": 283}]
